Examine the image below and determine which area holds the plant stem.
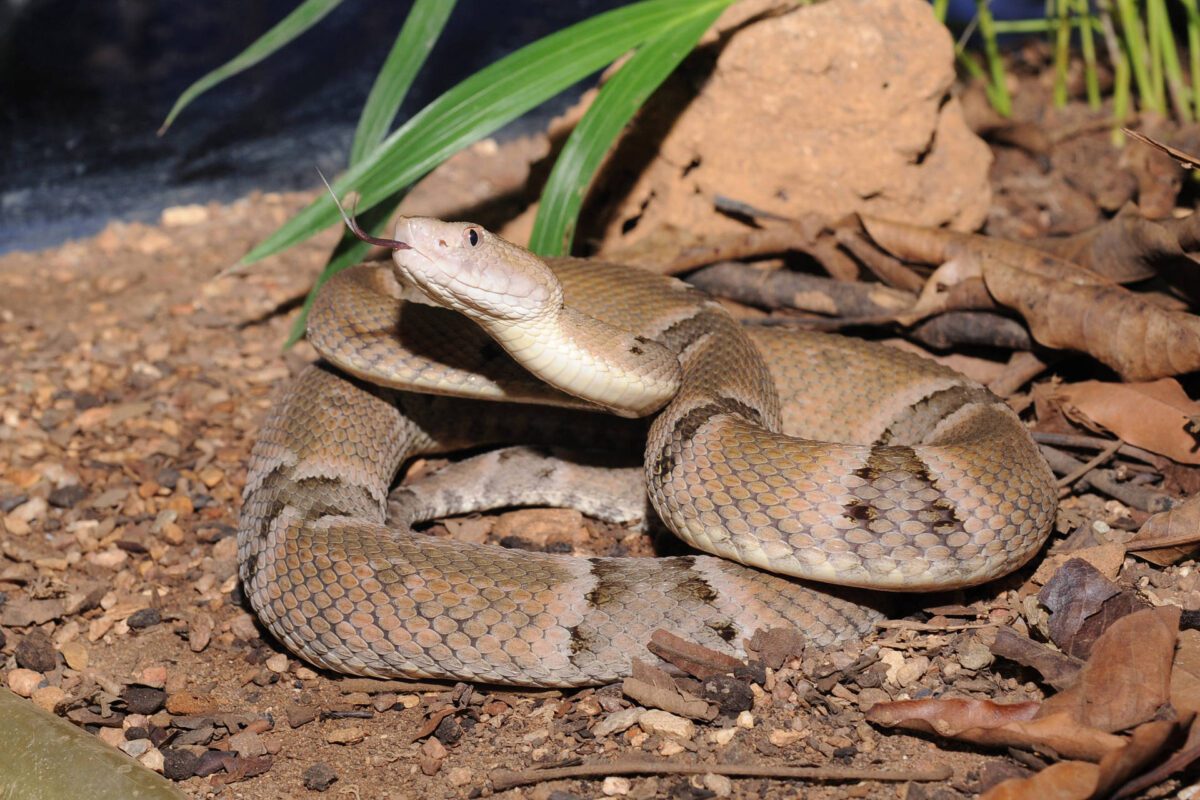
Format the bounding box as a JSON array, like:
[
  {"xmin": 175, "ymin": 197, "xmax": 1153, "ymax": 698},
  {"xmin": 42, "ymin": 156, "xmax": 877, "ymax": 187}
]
[
  {"xmin": 1053, "ymin": 0, "xmax": 1071, "ymax": 107},
  {"xmin": 1184, "ymin": 0, "xmax": 1200, "ymax": 120},
  {"xmin": 1150, "ymin": 0, "xmax": 1193, "ymax": 121},
  {"xmin": 975, "ymin": 0, "xmax": 1011, "ymax": 116},
  {"xmin": 1074, "ymin": 0, "xmax": 1101, "ymax": 108},
  {"xmin": 1114, "ymin": 0, "xmax": 1159, "ymax": 114},
  {"xmin": 992, "ymin": 18, "xmax": 1056, "ymax": 34}
]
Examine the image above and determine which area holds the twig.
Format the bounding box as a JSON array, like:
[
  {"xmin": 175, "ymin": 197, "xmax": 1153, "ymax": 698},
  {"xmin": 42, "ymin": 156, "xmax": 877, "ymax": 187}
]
[
  {"xmin": 489, "ymin": 759, "xmax": 954, "ymax": 791},
  {"xmin": 987, "ymin": 350, "xmax": 1047, "ymax": 398},
  {"xmin": 875, "ymin": 619, "xmax": 994, "ymax": 633},
  {"xmin": 1040, "ymin": 445, "xmax": 1176, "ymax": 512},
  {"xmin": 1056, "ymin": 438, "xmax": 1125, "ymax": 492},
  {"xmin": 1031, "ymin": 432, "xmax": 1162, "ymax": 466},
  {"xmin": 835, "ymin": 225, "xmax": 926, "ymax": 292}
]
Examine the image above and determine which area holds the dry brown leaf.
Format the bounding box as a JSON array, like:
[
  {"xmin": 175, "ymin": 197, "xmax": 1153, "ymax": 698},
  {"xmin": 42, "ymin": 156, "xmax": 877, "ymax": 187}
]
[
  {"xmin": 982, "ymin": 258, "xmax": 1200, "ymax": 381},
  {"xmin": 990, "ymin": 626, "xmax": 1083, "ymax": 691},
  {"xmin": 861, "ymin": 215, "xmax": 1200, "ymax": 380},
  {"xmin": 1038, "ymin": 606, "xmax": 1179, "ymax": 733},
  {"xmin": 1030, "ymin": 207, "xmax": 1180, "ymax": 284},
  {"xmin": 865, "ymin": 698, "xmax": 1124, "ymax": 761},
  {"xmin": 623, "ymin": 659, "xmax": 717, "ymax": 721},
  {"xmin": 1050, "ymin": 379, "xmax": 1200, "ymax": 464},
  {"xmin": 981, "ymin": 761, "xmax": 1100, "ymax": 800},
  {"xmin": 980, "ymin": 719, "xmax": 1175, "ymax": 800},
  {"xmin": 1127, "ymin": 494, "xmax": 1200, "ymax": 566},
  {"xmin": 1038, "ymin": 558, "xmax": 1145, "ymax": 660},
  {"xmin": 647, "ymin": 629, "xmax": 745, "ymax": 680},
  {"xmin": 1031, "ymin": 543, "xmax": 1127, "ymax": 586},
  {"xmin": 1170, "ymin": 629, "xmax": 1200, "ymax": 717}
]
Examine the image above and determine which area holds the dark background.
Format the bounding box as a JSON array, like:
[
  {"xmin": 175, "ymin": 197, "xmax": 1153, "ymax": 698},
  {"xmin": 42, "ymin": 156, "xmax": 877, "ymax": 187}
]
[{"xmin": 0, "ymin": 0, "xmax": 621, "ymax": 253}]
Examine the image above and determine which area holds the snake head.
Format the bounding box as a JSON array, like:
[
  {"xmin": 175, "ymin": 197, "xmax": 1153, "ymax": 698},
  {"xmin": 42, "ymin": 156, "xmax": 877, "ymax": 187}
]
[{"xmin": 389, "ymin": 217, "xmax": 564, "ymax": 323}]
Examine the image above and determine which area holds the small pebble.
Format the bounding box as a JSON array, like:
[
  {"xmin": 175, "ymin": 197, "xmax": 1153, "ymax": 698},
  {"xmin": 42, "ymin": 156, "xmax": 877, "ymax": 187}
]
[
  {"xmin": 637, "ymin": 710, "xmax": 695, "ymax": 740},
  {"xmin": 303, "ymin": 763, "xmax": 338, "ymax": 792},
  {"xmin": 735, "ymin": 710, "xmax": 754, "ymax": 729},
  {"xmin": 768, "ymin": 728, "xmax": 805, "ymax": 747},
  {"xmin": 372, "ymin": 693, "xmax": 397, "ymax": 713},
  {"xmin": 894, "ymin": 655, "xmax": 930, "ymax": 688},
  {"xmin": 138, "ymin": 748, "xmax": 165, "ymax": 773},
  {"xmin": 287, "ymin": 704, "xmax": 319, "ymax": 728},
  {"xmin": 123, "ymin": 686, "xmax": 167, "ymax": 715},
  {"xmin": 601, "ymin": 776, "xmax": 631, "ymax": 796},
  {"xmin": 659, "ymin": 740, "xmax": 685, "ymax": 756},
  {"xmin": 593, "ymin": 707, "xmax": 642, "ymax": 738},
  {"xmin": 15, "ymin": 631, "xmax": 58, "ymax": 673},
  {"xmin": 10, "ymin": 497, "xmax": 47, "ymax": 526},
  {"xmin": 48, "ymin": 485, "xmax": 88, "ymax": 509},
  {"xmin": 99, "ymin": 727, "xmax": 126, "ymax": 748},
  {"xmin": 265, "ymin": 653, "xmax": 289, "ymax": 673},
  {"xmin": 324, "ymin": 726, "xmax": 365, "ymax": 745},
  {"xmin": 702, "ymin": 773, "xmax": 733, "ymax": 797},
  {"xmin": 127, "ymin": 608, "xmax": 162, "ymax": 630},
  {"xmin": 120, "ymin": 738, "xmax": 153, "ymax": 758},
  {"xmin": 88, "ymin": 548, "xmax": 128, "ymax": 569},
  {"xmin": 0, "ymin": 494, "xmax": 28, "ymax": 514},
  {"xmin": 7, "ymin": 668, "xmax": 43, "ymax": 697},
  {"xmin": 229, "ymin": 731, "xmax": 267, "ymax": 757},
  {"xmin": 709, "ymin": 727, "xmax": 738, "ymax": 746},
  {"xmin": 447, "ymin": 766, "xmax": 473, "ymax": 786},
  {"xmin": 856, "ymin": 687, "xmax": 891, "ymax": 711},
  {"xmin": 194, "ymin": 750, "xmax": 229, "ymax": 777},
  {"xmin": 161, "ymin": 747, "xmax": 199, "ymax": 781},
  {"xmin": 60, "ymin": 640, "xmax": 89, "ymax": 670},
  {"xmin": 958, "ymin": 638, "xmax": 995, "ymax": 671},
  {"xmin": 31, "ymin": 686, "xmax": 66, "ymax": 713},
  {"xmin": 139, "ymin": 665, "xmax": 168, "ymax": 688}
]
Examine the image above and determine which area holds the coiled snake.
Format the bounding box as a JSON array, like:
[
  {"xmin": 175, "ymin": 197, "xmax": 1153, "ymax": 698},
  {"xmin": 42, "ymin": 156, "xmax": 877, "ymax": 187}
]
[{"xmin": 238, "ymin": 216, "xmax": 1056, "ymax": 687}]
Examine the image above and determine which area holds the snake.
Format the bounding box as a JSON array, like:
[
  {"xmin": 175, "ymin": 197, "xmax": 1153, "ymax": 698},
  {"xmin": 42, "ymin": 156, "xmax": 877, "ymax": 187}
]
[{"xmin": 237, "ymin": 215, "xmax": 1056, "ymax": 687}]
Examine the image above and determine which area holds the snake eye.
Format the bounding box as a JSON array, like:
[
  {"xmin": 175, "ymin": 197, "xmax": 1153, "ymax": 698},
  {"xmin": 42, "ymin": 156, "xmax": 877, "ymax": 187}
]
[{"xmin": 465, "ymin": 228, "xmax": 480, "ymax": 247}]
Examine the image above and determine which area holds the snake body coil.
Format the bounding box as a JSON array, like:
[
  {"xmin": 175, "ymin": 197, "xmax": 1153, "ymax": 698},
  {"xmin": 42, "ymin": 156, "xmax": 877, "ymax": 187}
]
[{"xmin": 238, "ymin": 219, "xmax": 1055, "ymax": 686}]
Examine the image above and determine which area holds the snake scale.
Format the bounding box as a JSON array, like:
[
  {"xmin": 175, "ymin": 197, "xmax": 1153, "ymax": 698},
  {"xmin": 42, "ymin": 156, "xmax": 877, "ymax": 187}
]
[{"xmin": 238, "ymin": 216, "xmax": 1056, "ymax": 687}]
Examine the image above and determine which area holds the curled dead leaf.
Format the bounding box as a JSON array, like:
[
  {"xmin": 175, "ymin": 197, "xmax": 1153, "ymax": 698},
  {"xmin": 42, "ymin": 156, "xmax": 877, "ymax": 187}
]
[
  {"xmin": 1030, "ymin": 208, "xmax": 1179, "ymax": 284},
  {"xmin": 865, "ymin": 698, "xmax": 1123, "ymax": 761},
  {"xmin": 862, "ymin": 215, "xmax": 1200, "ymax": 380},
  {"xmin": 1049, "ymin": 379, "xmax": 1200, "ymax": 466},
  {"xmin": 980, "ymin": 719, "xmax": 1175, "ymax": 800},
  {"xmin": 1128, "ymin": 494, "xmax": 1200, "ymax": 565},
  {"xmin": 1038, "ymin": 606, "xmax": 1179, "ymax": 733}
]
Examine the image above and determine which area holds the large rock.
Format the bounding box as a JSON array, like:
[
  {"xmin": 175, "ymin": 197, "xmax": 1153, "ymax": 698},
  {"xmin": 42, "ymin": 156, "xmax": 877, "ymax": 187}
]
[{"xmin": 595, "ymin": 0, "xmax": 991, "ymax": 249}]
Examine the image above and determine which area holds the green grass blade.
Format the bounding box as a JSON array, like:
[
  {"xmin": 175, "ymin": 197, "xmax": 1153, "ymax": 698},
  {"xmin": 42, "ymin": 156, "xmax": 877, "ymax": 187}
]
[
  {"xmin": 1183, "ymin": 0, "xmax": 1200, "ymax": 120},
  {"xmin": 240, "ymin": 0, "xmax": 704, "ymax": 267},
  {"xmin": 1115, "ymin": 0, "xmax": 1158, "ymax": 114},
  {"xmin": 1074, "ymin": 0, "xmax": 1101, "ymax": 108},
  {"xmin": 975, "ymin": 0, "xmax": 1012, "ymax": 116},
  {"xmin": 528, "ymin": 2, "xmax": 731, "ymax": 256},
  {"xmin": 160, "ymin": 0, "xmax": 343, "ymax": 134},
  {"xmin": 349, "ymin": 0, "xmax": 456, "ymax": 164},
  {"xmin": 1149, "ymin": 0, "xmax": 1192, "ymax": 121},
  {"xmin": 1053, "ymin": 1, "xmax": 1070, "ymax": 107}
]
